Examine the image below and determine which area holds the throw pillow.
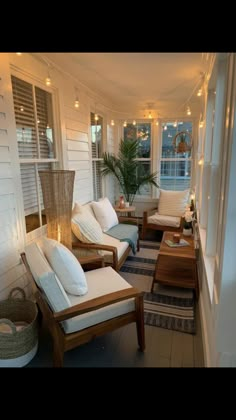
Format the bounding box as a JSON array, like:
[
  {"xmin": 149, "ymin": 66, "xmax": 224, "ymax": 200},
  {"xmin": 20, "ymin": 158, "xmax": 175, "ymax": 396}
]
[
  {"xmin": 72, "ymin": 211, "xmax": 103, "ymax": 243},
  {"xmin": 42, "ymin": 237, "xmax": 88, "ymax": 296},
  {"xmin": 92, "ymin": 197, "xmax": 119, "ymax": 232},
  {"xmin": 158, "ymin": 189, "xmax": 190, "ymax": 217},
  {"xmin": 25, "ymin": 242, "xmax": 71, "ymax": 312}
]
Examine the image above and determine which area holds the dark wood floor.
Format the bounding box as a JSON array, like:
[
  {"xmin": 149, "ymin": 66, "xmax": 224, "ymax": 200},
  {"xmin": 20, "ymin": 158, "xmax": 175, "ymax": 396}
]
[{"xmin": 27, "ymin": 303, "xmax": 204, "ymax": 368}]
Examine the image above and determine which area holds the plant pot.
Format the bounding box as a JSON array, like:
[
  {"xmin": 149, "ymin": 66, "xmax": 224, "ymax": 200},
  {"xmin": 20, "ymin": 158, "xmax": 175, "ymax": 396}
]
[{"xmin": 183, "ymin": 228, "xmax": 192, "ymax": 236}]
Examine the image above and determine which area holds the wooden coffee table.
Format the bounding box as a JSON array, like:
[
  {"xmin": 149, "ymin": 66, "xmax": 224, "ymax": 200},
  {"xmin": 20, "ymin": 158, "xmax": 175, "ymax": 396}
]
[{"xmin": 152, "ymin": 231, "xmax": 199, "ymax": 299}]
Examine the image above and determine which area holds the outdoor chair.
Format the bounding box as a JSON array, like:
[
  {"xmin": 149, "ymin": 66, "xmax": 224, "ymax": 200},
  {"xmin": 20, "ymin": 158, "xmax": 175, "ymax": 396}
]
[
  {"xmin": 142, "ymin": 189, "xmax": 189, "ymax": 239},
  {"xmin": 21, "ymin": 238, "xmax": 145, "ymax": 367}
]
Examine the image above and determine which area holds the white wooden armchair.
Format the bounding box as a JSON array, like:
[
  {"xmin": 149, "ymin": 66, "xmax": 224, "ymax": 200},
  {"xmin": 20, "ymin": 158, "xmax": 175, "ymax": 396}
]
[{"xmin": 21, "ymin": 239, "xmax": 145, "ymax": 367}]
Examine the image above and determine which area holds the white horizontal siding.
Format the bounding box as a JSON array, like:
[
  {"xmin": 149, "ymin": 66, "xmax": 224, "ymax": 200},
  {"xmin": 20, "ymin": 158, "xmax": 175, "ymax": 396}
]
[
  {"xmin": 0, "ymin": 178, "xmax": 14, "ymax": 194},
  {"xmin": 67, "ymin": 150, "xmax": 89, "ymax": 161},
  {"xmin": 67, "ymin": 130, "xmax": 88, "ymax": 143},
  {"xmin": 66, "ymin": 118, "xmax": 88, "ymax": 133},
  {"xmin": 68, "ymin": 161, "xmax": 90, "ymax": 170},
  {"xmin": 0, "ymin": 194, "xmax": 16, "ymax": 211},
  {"xmin": 0, "ymin": 146, "xmax": 10, "ymax": 162},
  {"xmin": 67, "ymin": 140, "xmax": 89, "ymax": 152},
  {"xmin": 0, "ymin": 162, "xmax": 12, "ymax": 178}
]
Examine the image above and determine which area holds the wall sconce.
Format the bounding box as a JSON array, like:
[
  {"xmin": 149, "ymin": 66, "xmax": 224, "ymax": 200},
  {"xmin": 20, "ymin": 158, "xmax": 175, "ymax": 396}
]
[{"xmin": 39, "ymin": 170, "xmax": 75, "ymax": 250}]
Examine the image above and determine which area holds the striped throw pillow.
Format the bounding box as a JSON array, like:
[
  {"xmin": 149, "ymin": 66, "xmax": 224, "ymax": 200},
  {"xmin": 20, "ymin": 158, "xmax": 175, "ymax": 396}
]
[
  {"xmin": 72, "ymin": 211, "xmax": 103, "ymax": 244},
  {"xmin": 158, "ymin": 189, "xmax": 189, "ymax": 217}
]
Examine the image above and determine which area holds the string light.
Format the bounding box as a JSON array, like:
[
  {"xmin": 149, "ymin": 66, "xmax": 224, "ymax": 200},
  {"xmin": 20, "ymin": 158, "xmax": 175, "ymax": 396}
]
[
  {"xmin": 16, "ymin": 53, "xmax": 22, "ymax": 56},
  {"xmin": 133, "ymin": 120, "xmax": 136, "ymax": 125},
  {"xmin": 148, "ymin": 111, "xmax": 152, "ymax": 119},
  {"xmin": 173, "ymin": 121, "xmax": 177, "ymax": 127},
  {"xmin": 186, "ymin": 106, "xmax": 191, "ymax": 116},
  {"xmin": 45, "ymin": 65, "xmax": 51, "ymax": 86},
  {"xmin": 197, "ymin": 88, "xmax": 202, "ymax": 97},
  {"xmin": 198, "ymin": 155, "xmax": 204, "ymax": 165},
  {"xmin": 74, "ymin": 87, "xmax": 79, "ymax": 108},
  {"xmin": 111, "ymin": 119, "xmax": 115, "ymax": 126},
  {"xmin": 95, "ymin": 113, "xmax": 99, "ymax": 121},
  {"xmin": 123, "ymin": 121, "xmax": 127, "ymax": 127},
  {"xmin": 155, "ymin": 120, "xmax": 159, "ymax": 126}
]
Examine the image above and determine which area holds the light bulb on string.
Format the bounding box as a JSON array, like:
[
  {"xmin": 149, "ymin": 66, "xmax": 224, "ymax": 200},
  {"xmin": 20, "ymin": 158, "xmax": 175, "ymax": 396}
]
[
  {"xmin": 133, "ymin": 120, "xmax": 136, "ymax": 125},
  {"xmin": 45, "ymin": 66, "xmax": 51, "ymax": 86},
  {"xmin": 111, "ymin": 119, "xmax": 115, "ymax": 126},
  {"xmin": 155, "ymin": 120, "xmax": 159, "ymax": 126},
  {"xmin": 123, "ymin": 120, "xmax": 127, "ymax": 127},
  {"xmin": 173, "ymin": 121, "xmax": 177, "ymax": 128},
  {"xmin": 186, "ymin": 106, "xmax": 191, "ymax": 116},
  {"xmin": 74, "ymin": 87, "xmax": 80, "ymax": 108}
]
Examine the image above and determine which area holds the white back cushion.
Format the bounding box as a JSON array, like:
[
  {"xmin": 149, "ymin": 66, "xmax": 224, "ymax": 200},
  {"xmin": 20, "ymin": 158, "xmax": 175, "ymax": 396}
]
[
  {"xmin": 24, "ymin": 242, "xmax": 71, "ymax": 312},
  {"xmin": 71, "ymin": 211, "xmax": 103, "ymax": 243},
  {"xmin": 42, "ymin": 237, "xmax": 88, "ymax": 296},
  {"xmin": 158, "ymin": 189, "xmax": 189, "ymax": 217},
  {"xmin": 72, "ymin": 201, "xmax": 96, "ymax": 219},
  {"xmin": 92, "ymin": 197, "xmax": 118, "ymax": 232}
]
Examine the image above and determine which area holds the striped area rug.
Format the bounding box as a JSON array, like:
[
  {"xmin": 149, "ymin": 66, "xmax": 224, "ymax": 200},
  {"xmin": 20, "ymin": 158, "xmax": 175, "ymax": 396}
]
[{"xmin": 120, "ymin": 240, "xmax": 196, "ymax": 334}]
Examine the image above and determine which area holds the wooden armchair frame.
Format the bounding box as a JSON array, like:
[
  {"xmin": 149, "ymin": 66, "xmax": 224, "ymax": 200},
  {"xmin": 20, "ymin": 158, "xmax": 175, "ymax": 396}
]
[
  {"xmin": 72, "ymin": 216, "xmax": 140, "ymax": 272},
  {"xmin": 21, "ymin": 252, "xmax": 145, "ymax": 367},
  {"xmin": 142, "ymin": 208, "xmax": 184, "ymax": 239}
]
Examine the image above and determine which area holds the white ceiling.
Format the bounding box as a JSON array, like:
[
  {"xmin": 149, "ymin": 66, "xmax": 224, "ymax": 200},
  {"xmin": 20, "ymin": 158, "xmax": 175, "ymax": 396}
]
[{"xmin": 43, "ymin": 52, "xmax": 212, "ymax": 118}]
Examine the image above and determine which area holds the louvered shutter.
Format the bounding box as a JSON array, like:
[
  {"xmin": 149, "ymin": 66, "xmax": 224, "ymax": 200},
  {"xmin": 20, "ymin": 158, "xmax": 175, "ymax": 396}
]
[{"xmin": 11, "ymin": 75, "xmax": 56, "ymax": 229}]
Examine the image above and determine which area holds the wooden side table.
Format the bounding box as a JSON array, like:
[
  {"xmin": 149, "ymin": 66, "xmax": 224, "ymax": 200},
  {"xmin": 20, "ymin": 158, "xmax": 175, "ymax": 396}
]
[
  {"xmin": 114, "ymin": 206, "xmax": 136, "ymax": 217},
  {"xmin": 152, "ymin": 231, "xmax": 199, "ymax": 299}
]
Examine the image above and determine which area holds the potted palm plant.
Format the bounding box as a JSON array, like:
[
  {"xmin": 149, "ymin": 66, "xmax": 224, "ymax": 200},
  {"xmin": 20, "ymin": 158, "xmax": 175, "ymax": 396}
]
[{"xmin": 101, "ymin": 139, "xmax": 159, "ymax": 205}]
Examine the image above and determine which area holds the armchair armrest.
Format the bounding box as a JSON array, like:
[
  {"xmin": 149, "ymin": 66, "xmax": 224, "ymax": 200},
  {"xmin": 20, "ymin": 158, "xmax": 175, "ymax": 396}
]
[
  {"xmin": 72, "ymin": 241, "xmax": 118, "ymax": 271},
  {"xmin": 143, "ymin": 207, "xmax": 157, "ymax": 223},
  {"xmin": 78, "ymin": 255, "xmax": 105, "ymax": 269},
  {"xmin": 118, "ymin": 216, "xmax": 139, "ymax": 226},
  {"xmin": 54, "ymin": 287, "xmax": 143, "ymax": 322}
]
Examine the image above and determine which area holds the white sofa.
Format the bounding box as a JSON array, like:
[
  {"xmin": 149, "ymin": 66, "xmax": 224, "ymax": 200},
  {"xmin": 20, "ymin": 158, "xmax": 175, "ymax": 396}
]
[{"xmin": 71, "ymin": 201, "xmax": 139, "ymax": 271}]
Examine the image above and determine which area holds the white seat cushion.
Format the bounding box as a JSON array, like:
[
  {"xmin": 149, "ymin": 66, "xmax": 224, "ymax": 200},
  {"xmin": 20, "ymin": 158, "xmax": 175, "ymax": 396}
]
[
  {"xmin": 64, "ymin": 267, "xmax": 135, "ymax": 333},
  {"xmin": 99, "ymin": 233, "xmax": 129, "ymax": 263},
  {"xmin": 148, "ymin": 213, "xmax": 181, "ymax": 228},
  {"xmin": 42, "ymin": 237, "xmax": 88, "ymax": 296},
  {"xmin": 92, "ymin": 197, "xmax": 119, "ymax": 232},
  {"xmin": 158, "ymin": 189, "xmax": 189, "ymax": 217}
]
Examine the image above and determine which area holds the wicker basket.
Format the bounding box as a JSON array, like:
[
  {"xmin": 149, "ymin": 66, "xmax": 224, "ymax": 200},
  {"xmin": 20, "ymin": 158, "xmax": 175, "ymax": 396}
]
[{"xmin": 0, "ymin": 287, "xmax": 38, "ymax": 366}]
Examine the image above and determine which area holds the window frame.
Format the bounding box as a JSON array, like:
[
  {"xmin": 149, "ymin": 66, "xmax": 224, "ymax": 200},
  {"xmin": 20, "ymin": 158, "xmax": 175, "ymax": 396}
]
[
  {"xmin": 10, "ymin": 68, "xmax": 61, "ymax": 239},
  {"xmin": 90, "ymin": 111, "xmax": 105, "ymax": 201},
  {"xmin": 159, "ymin": 120, "xmax": 193, "ymax": 192},
  {"xmin": 123, "ymin": 120, "xmax": 153, "ymax": 199}
]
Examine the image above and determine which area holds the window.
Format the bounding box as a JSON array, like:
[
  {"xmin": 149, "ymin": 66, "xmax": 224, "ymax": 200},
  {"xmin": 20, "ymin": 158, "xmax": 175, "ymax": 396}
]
[
  {"xmin": 11, "ymin": 75, "xmax": 57, "ymax": 233},
  {"xmin": 160, "ymin": 121, "xmax": 193, "ymax": 190},
  {"xmin": 124, "ymin": 122, "xmax": 152, "ymax": 196},
  {"xmin": 90, "ymin": 112, "xmax": 103, "ymax": 200}
]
